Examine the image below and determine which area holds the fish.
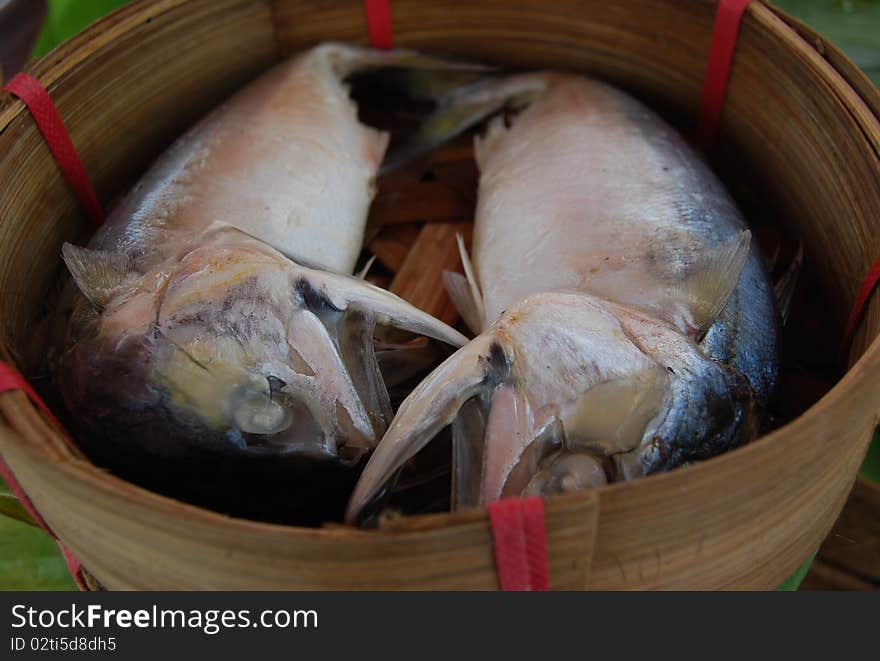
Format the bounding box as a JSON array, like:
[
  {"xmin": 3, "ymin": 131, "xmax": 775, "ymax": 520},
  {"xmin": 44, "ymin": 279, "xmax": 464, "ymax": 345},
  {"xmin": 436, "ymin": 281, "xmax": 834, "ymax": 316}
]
[
  {"xmin": 57, "ymin": 44, "xmax": 473, "ymax": 471},
  {"xmin": 346, "ymin": 72, "xmax": 779, "ymax": 522}
]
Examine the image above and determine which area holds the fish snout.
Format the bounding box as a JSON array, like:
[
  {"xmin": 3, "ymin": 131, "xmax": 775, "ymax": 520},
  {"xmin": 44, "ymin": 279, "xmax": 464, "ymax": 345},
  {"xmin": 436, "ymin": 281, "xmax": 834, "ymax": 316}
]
[{"xmin": 346, "ymin": 293, "xmax": 680, "ymax": 522}]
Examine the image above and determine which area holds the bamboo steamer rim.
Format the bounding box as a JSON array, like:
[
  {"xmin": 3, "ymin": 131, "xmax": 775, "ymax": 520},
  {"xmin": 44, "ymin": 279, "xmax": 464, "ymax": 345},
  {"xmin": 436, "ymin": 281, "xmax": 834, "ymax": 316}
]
[
  {"xmin": 1, "ymin": 0, "xmax": 877, "ymax": 528},
  {"xmin": 0, "ymin": 0, "xmax": 878, "ymax": 587}
]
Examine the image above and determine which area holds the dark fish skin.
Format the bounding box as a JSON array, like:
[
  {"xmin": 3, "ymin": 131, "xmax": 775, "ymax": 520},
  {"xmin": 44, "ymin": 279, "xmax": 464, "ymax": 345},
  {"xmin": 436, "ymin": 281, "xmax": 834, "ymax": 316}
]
[{"xmin": 702, "ymin": 251, "xmax": 780, "ymax": 411}]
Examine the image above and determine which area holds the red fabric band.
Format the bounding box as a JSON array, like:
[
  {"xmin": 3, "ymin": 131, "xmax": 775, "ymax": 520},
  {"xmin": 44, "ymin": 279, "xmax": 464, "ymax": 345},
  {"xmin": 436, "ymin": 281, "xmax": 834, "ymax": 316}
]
[
  {"xmin": 0, "ymin": 361, "xmax": 85, "ymax": 590},
  {"xmin": 696, "ymin": 0, "xmax": 752, "ymax": 151},
  {"xmin": 2, "ymin": 73, "xmax": 104, "ymax": 225},
  {"xmin": 488, "ymin": 496, "xmax": 549, "ymax": 591},
  {"xmin": 60, "ymin": 546, "xmax": 86, "ymax": 590},
  {"xmin": 364, "ymin": 0, "xmax": 394, "ymax": 50},
  {"xmin": 842, "ymin": 258, "xmax": 880, "ymax": 354},
  {"xmin": 0, "ymin": 362, "xmax": 63, "ymax": 431},
  {"xmin": 0, "ymin": 74, "xmax": 93, "ymax": 588}
]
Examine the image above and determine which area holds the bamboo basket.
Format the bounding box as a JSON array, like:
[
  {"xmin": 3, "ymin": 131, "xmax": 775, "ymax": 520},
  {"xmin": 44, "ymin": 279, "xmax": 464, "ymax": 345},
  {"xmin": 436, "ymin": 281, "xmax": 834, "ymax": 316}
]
[{"xmin": 1, "ymin": 0, "xmax": 879, "ymax": 590}]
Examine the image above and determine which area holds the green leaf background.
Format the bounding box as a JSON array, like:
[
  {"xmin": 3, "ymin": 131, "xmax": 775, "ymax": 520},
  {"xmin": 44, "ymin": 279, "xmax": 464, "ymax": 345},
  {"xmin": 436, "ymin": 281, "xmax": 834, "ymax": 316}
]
[
  {"xmin": 30, "ymin": 0, "xmax": 133, "ymax": 59},
  {"xmin": 0, "ymin": 476, "xmax": 75, "ymax": 590},
  {"xmin": 2, "ymin": 0, "xmax": 878, "ymax": 591},
  {"xmin": 776, "ymin": 0, "xmax": 880, "ymax": 85}
]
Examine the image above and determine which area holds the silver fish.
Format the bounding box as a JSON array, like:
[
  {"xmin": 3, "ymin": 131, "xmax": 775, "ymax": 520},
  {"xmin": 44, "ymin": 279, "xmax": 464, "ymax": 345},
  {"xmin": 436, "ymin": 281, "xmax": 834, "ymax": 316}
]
[
  {"xmin": 58, "ymin": 44, "xmax": 471, "ymax": 465},
  {"xmin": 347, "ymin": 72, "xmax": 779, "ymax": 521}
]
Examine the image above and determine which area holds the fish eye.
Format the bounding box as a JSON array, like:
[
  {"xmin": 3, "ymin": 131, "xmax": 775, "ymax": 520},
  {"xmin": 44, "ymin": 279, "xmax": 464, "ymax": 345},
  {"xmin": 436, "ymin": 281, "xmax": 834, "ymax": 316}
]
[
  {"xmin": 267, "ymin": 375, "xmax": 287, "ymax": 394},
  {"xmin": 229, "ymin": 386, "xmax": 293, "ymax": 435}
]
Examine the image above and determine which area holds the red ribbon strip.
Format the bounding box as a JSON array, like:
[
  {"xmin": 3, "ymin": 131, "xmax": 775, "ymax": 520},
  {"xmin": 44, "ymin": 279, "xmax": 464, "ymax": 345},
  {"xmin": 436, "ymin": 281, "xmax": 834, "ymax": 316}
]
[
  {"xmin": 0, "ymin": 362, "xmax": 86, "ymax": 590},
  {"xmin": 0, "ymin": 382, "xmax": 53, "ymax": 533},
  {"xmin": 364, "ymin": 0, "xmax": 394, "ymax": 50},
  {"xmin": 2, "ymin": 73, "xmax": 104, "ymax": 225},
  {"xmin": 0, "ymin": 361, "xmax": 63, "ymax": 431},
  {"xmin": 693, "ymin": 0, "xmax": 877, "ymax": 355},
  {"xmin": 696, "ymin": 0, "xmax": 752, "ymax": 151},
  {"xmin": 488, "ymin": 497, "xmax": 550, "ymax": 591},
  {"xmin": 842, "ymin": 258, "xmax": 880, "ymax": 354},
  {"xmin": 0, "ymin": 73, "xmax": 91, "ymax": 590}
]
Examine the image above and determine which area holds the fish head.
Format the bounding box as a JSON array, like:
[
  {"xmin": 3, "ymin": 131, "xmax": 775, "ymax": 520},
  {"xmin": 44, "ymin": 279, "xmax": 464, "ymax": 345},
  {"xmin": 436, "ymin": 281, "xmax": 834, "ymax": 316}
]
[
  {"xmin": 59, "ymin": 231, "xmax": 467, "ymax": 463},
  {"xmin": 347, "ymin": 291, "xmax": 756, "ymax": 522}
]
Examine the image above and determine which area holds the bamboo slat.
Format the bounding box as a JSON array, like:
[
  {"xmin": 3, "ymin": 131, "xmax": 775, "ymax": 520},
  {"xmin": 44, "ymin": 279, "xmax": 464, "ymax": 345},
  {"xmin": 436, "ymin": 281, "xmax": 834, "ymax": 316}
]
[
  {"xmin": 811, "ymin": 477, "xmax": 880, "ymax": 585},
  {"xmin": 368, "ymin": 224, "xmax": 421, "ymax": 273},
  {"xmin": 801, "ymin": 560, "xmax": 876, "ymax": 591},
  {"xmin": 390, "ymin": 221, "xmax": 471, "ymax": 327}
]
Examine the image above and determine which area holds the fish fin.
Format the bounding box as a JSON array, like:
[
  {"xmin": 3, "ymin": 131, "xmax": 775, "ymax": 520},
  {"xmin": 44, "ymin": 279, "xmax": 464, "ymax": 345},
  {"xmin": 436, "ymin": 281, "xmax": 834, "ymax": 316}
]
[
  {"xmin": 355, "ymin": 254, "xmax": 377, "ymax": 280},
  {"xmin": 451, "ymin": 394, "xmax": 490, "ymax": 509},
  {"xmin": 346, "ymin": 333, "xmax": 496, "ymax": 523},
  {"xmin": 61, "ymin": 243, "xmax": 134, "ymax": 307},
  {"xmin": 376, "ymin": 338, "xmax": 445, "ymax": 390},
  {"xmin": 342, "ymin": 50, "xmax": 493, "ymax": 102},
  {"xmin": 441, "ymin": 232, "xmax": 484, "ymax": 336},
  {"xmin": 338, "ymin": 304, "xmax": 393, "ymax": 439},
  {"xmin": 450, "ymin": 232, "xmax": 485, "ymax": 331},
  {"xmin": 442, "ymin": 271, "xmax": 481, "ymax": 336},
  {"xmin": 773, "ymin": 242, "xmax": 803, "ymax": 326},
  {"xmin": 457, "ymin": 233, "xmax": 484, "ymax": 317},
  {"xmin": 381, "ymin": 74, "xmax": 549, "ymax": 173},
  {"xmin": 299, "ymin": 265, "xmax": 468, "ymax": 348},
  {"xmin": 767, "ymin": 241, "xmax": 781, "ymax": 273},
  {"xmin": 284, "ymin": 308, "xmax": 376, "ymax": 456},
  {"xmin": 677, "ymin": 230, "xmax": 751, "ymax": 335},
  {"xmin": 320, "ymin": 42, "xmax": 492, "ymax": 84}
]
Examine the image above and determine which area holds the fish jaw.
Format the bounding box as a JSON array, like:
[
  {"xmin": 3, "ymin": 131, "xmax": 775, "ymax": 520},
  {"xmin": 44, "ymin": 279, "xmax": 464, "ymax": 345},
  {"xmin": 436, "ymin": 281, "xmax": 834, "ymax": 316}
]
[
  {"xmin": 346, "ymin": 291, "xmax": 758, "ymax": 522},
  {"xmin": 60, "ymin": 230, "xmax": 465, "ymax": 464}
]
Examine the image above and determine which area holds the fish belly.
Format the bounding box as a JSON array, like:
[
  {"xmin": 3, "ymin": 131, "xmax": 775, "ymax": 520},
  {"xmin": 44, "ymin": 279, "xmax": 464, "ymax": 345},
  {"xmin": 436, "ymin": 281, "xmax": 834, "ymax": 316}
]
[{"xmin": 92, "ymin": 45, "xmax": 388, "ymax": 274}]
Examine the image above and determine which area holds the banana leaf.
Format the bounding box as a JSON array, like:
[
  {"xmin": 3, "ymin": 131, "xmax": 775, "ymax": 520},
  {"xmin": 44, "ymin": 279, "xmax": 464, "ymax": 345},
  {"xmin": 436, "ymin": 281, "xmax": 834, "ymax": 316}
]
[
  {"xmin": 30, "ymin": 0, "xmax": 132, "ymax": 59},
  {"xmin": 775, "ymin": 0, "xmax": 880, "ymax": 85},
  {"xmin": 0, "ymin": 475, "xmax": 36, "ymax": 526},
  {"xmin": 0, "ymin": 506, "xmax": 76, "ymax": 590}
]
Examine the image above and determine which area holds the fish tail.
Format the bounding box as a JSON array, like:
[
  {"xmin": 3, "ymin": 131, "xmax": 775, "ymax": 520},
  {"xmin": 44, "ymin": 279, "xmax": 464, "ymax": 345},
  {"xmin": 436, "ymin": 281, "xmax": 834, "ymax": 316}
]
[
  {"xmin": 381, "ymin": 73, "xmax": 550, "ymax": 172},
  {"xmin": 319, "ymin": 43, "xmax": 549, "ymax": 170},
  {"xmin": 321, "ymin": 42, "xmax": 490, "ymax": 88}
]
